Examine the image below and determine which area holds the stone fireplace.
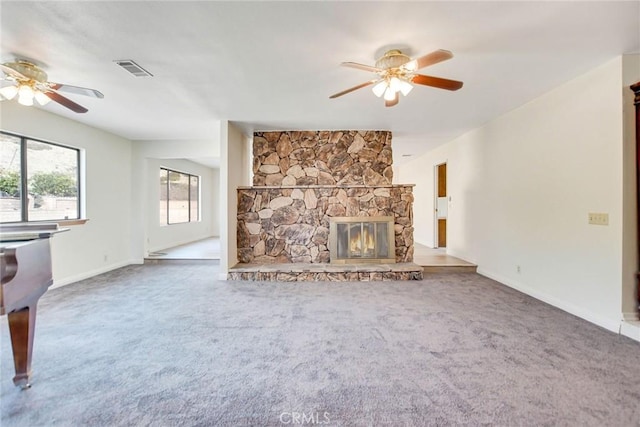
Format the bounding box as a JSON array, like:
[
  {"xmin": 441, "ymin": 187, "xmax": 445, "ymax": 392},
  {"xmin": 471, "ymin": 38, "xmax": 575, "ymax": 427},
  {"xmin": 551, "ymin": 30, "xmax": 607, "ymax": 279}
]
[
  {"xmin": 231, "ymin": 130, "xmax": 422, "ymax": 281},
  {"xmin": 329, "ymin": 216, "xmax": 395, "ymax": 264}
]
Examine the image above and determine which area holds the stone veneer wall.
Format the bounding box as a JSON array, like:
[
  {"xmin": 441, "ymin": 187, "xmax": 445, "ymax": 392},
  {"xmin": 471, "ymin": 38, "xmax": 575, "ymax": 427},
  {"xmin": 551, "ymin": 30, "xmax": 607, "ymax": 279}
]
[
  {"xmin": 252, "ymin": 131, "xmax": 393, "ymax": 187},
  {"xmin": 237, "ymin": 185, "xmax": 414, "ymax": 264}
]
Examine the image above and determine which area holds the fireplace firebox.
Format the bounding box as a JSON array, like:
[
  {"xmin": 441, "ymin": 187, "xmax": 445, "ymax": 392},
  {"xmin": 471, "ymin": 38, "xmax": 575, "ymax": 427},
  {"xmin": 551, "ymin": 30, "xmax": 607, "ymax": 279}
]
[{"xmin": 329, "ymin": 216, "xmax": 396, "ymax": 264}]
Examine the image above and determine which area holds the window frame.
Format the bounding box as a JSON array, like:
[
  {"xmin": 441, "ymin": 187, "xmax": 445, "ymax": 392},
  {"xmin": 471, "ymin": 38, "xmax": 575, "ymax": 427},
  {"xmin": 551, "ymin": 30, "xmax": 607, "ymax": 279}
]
[
  {"xmin": 0, "ymin": 130, "xmax": 82, "ymax": 224},
  {"xmin": 160, "ymin": 167, "xmax": 200, "ymax": 225}
]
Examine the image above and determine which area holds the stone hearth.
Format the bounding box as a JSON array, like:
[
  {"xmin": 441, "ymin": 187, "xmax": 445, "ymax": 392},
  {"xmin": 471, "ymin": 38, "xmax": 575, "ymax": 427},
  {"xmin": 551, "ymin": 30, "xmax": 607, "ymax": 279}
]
[{"xmin": 228, "ymin": 262, "xmax": 423, "ymax": 281}]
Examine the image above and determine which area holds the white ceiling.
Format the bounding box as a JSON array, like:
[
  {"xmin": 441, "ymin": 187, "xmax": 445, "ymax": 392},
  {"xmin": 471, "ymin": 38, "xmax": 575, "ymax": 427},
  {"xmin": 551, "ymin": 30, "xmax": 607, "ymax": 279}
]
[{"xmin": 1, "ymin": 1, "xmax": 639, "ymax": 165}]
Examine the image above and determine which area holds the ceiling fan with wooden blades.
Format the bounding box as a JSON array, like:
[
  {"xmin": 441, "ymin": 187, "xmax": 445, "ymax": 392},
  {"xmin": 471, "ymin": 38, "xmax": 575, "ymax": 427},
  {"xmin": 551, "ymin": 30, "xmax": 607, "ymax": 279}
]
[
  {"xmin": 0, "ymin": 60, "xmax": 103, "ymax": 113},
  {"xmin": 329, "ymin": 49, "xmax": 463, "ymax": 107}
]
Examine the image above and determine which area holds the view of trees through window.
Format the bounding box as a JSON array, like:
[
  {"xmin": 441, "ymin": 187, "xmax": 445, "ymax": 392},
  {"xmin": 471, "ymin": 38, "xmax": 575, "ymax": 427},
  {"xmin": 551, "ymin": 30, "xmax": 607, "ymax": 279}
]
[
  {"xmin": 0, "ymin": 132, "xmax": 80, "ymax": 223},
  {"xmin": 160, "ymin": 168, "xmax": 199, "ymax": 225}
]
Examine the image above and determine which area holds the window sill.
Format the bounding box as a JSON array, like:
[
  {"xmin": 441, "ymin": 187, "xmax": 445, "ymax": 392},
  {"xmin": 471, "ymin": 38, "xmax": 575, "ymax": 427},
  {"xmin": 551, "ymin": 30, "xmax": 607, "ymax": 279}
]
[
  {"xmin": 57, "ymin": 219, "xmax": 89, "ymax": 226},
  {"xmin": 0, "ymin": 219, "xmax": 88, "ymax": 227}
]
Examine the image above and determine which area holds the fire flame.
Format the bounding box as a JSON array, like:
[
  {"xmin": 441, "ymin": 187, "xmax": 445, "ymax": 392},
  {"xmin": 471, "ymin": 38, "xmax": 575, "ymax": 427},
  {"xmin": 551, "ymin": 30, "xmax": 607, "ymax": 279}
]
[{"xmin": 350, "ymin": 227, "xmax": 376, "ymax": 257}]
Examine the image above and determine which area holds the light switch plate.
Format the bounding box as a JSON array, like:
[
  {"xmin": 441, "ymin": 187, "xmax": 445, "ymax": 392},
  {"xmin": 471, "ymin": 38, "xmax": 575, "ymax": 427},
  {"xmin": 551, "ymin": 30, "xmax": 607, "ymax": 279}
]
[{"xmin": 588, "ymin": 213, "xmax": 609, "ymax": 226}]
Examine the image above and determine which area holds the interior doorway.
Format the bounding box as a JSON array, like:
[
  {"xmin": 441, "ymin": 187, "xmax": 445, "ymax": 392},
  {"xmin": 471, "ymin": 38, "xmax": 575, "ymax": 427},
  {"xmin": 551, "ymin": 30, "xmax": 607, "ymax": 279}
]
[{"xmin": 435, "ymin": 162, "xmax": 447, "ymax": 248}]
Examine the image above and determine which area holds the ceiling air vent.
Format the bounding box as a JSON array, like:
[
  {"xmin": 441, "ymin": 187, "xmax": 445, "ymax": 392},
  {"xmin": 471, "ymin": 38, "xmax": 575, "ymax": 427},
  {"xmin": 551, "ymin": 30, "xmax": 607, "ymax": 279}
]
[{"xmin": 114, "ymin": 60, "xmax": 153, "ymax": 77}]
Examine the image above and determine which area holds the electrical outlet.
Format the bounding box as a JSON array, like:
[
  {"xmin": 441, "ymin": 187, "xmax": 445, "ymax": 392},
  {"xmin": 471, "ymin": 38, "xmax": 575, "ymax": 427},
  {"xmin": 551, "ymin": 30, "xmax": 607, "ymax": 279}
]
[
  {"xmin": 588, "ymin": 213, "xmax": 609, "ymax": 226},
  {"xmin": 516, "ymin": 265, "xmax": 521, "ymax": 274}
]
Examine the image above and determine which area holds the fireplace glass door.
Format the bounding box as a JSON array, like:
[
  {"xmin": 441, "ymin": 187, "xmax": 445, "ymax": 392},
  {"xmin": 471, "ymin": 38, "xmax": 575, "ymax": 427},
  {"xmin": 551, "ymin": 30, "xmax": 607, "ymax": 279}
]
[{"xmin": 330, "ymin": 216, "xmax": 395, "ymax": 264}]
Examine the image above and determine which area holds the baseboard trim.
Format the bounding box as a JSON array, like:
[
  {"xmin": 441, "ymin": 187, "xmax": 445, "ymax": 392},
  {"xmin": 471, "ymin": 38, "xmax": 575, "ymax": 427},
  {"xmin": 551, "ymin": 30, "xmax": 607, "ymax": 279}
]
[
  {"xmin": 620, "ymin": 321, "xmax": 640, "ymax": 342},
  {"xmin": 423, "ymin": 265, "xmax": 477, "ymax": 273},
  {"xmin": 477, "ymin": 267, "xmax": 621, "ymax": 334},
  {"xmin": 52, "ymin": 259, "xmax": 141, "ymax": 289}
]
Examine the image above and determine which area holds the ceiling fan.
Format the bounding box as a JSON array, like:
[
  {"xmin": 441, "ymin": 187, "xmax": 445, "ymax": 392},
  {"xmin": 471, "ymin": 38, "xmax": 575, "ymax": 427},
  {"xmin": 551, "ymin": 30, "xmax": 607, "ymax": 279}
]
[
  {"xmin": 0, "ymin": 60, "xmax": 103, "ymax": 113},
  {"xmin": 329, "ymin": 49, "xmax": 463, "ymax": 107}
]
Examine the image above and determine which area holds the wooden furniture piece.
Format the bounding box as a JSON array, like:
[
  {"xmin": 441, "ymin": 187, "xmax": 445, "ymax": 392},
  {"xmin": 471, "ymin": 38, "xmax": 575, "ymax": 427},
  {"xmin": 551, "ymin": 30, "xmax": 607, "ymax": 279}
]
[
  {"xmin": 632, "ymin": 81, "xmax": 640, "ymax": 311},
  {"xmin": 0, "ymin": 223, "xmax": 67, "ymax": 388}
]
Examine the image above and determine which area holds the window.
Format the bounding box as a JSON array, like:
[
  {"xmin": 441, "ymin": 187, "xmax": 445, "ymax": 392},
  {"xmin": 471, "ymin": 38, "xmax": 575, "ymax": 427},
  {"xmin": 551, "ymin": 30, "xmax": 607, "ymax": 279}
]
[
  {"xmin": 160, "ymin": 168, "xmax": 199, "ymax": 225},
  {"xmin": 0, "ymin": 131, "xmax": 81, "ymax": 223}
]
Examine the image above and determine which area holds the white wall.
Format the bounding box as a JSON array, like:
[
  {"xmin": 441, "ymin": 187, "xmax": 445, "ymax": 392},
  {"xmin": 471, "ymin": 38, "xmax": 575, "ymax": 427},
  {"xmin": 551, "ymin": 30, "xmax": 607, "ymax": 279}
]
[
  {"xmin": 1, "ymin": 104, "xmax": 222, "ymax": 284},
  {"xmin": 398, "ymin": 56, "xmax": 638, "ymax": 332},
  {"xmin": 146, "ymin": 158, "xmax": 218, "ymax": 253},
  {"xmin": 1, "ymin": 102, "xmax": 134, "ymax": 286},
  {"xmin": 130, "ymin": 137, "xmax": 220, "ymax": 259},
  {"xmin": 219, "ymin": 121, "xmax": 250, "ymax": 279}
]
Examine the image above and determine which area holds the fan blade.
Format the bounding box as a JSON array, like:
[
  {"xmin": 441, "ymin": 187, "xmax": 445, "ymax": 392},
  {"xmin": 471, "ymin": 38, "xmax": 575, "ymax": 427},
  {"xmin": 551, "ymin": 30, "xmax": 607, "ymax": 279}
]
[
  {"xmin": 403, "ymin": 49, "xmax": 453, "ymax": 72},
  {"xmin": 385, "ymin": 92, "xmax": 399, "ymax": 107},
  {"xmin": 45, "ymin": 91, "xmax": 88, "ymax": 113},
  {"xmin": 329, "ymin": 80, "xmax": 378, "ymax": 99},
  {"xmin": 49, "ymin": 83, "xmax": 104, "ymax": 98},
  {"xmin": 411, "ymin": 74, "xmax": 463, "ymax": 91},
  {"xmin": 1, "ymin": 64, "xmax": 27, "ymax": 80},
  {"xmin": 341, "ymin": 62, "xmax": 383, "ymax": 73}
]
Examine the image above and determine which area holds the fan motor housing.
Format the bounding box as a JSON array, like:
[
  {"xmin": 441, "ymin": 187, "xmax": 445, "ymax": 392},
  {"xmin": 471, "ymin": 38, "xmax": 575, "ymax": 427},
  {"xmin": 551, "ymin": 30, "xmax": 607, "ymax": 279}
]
[
  {"xmin": 6, "ymin": 61, "xmax": 48, "ymax": 83},
  {"xmin": 375, "ymin": 50, "xmax": 411, "ymax": 70}
]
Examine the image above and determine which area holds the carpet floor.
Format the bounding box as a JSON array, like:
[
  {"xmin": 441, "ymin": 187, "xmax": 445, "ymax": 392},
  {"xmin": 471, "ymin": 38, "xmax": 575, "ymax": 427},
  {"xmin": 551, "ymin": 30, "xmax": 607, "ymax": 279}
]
[{"xmin": 1, "ymin": 260, "xmax": 639, "ymax": 426}]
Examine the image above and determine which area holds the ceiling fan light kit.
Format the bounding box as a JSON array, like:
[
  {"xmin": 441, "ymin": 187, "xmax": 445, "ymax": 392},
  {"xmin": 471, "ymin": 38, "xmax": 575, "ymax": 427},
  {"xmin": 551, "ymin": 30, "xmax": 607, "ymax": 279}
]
[
  {"xmin": 0, "ymin": 60, "xmax": 103, "ymax": 113},
  {"xmin": 330, "ymin": 48, "xmax": 463, "ymax": 107},
  {"xmin": 34, "ymin": 89, "xmax": 51, "ymax": 106},
  {"xmin": 17, "ymin": 84, "xmax": 35, "ymax": 106},
  {"xmin": 372, "ymin": 80, "xmax": 387, "ymax": 97},
  {"xmin": 0, "ymin": 61, "xmax": 51, "ymax": 107},
  {"xmin": 0, "ymin": 85, "xmax": 18, "ymax": 100}
]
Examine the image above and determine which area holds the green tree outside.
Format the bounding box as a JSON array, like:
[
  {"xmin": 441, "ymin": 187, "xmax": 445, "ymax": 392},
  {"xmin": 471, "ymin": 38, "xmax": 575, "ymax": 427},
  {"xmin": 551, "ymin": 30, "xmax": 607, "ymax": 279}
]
[
  {"xmin": 0, "ymin": 169, "xmax": 20, "ymax": 196},
  {"xmin": 30, "ymin": 171, "xmax": 77, "ymax": 197}
]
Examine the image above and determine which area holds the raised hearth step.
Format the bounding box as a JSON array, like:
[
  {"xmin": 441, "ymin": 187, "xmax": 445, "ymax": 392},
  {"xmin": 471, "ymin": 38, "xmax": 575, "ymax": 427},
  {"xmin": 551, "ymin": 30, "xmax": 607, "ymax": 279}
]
[{"xmin": 229, "ymin": 262, "xmax": 423, "ymax": 281}]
